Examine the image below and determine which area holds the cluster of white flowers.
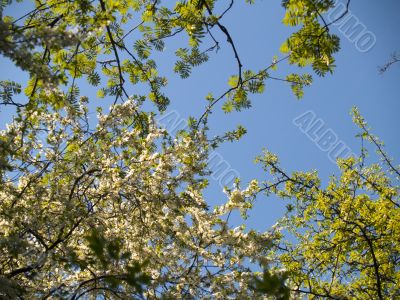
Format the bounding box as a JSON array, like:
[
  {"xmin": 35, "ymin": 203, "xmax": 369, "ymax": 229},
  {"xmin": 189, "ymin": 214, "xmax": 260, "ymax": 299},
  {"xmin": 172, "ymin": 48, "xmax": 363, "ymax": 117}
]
[{"xmin": 0, "ymin": 45, "xmax": 275, "ymax": 300}]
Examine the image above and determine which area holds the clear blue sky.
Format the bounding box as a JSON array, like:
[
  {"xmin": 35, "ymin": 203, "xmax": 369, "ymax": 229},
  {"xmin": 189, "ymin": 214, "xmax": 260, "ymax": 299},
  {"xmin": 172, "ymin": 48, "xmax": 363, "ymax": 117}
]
[{"xmin": 1, "ymin": 0, "xmax": 399, "ymax": 231}]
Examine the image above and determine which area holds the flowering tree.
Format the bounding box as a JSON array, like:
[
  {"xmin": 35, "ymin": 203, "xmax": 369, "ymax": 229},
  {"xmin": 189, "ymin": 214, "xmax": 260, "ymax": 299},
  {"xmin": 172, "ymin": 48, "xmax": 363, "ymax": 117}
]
[
  {"xmin": 3, "ymin": 0, "xmax": 395, "ymax": 299},
  {"xmin": 0, "ymin": 97, "xmax": 275, "ymax": 298}
]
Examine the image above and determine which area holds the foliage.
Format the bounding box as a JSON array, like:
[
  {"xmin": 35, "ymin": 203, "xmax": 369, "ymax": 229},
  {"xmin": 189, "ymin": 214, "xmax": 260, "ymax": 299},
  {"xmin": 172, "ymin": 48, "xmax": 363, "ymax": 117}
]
[
  {"xmin": 0, "ymin": 0, "xmax": 342, "ymax": 113},
  {"xmin": 251, "ymin": 269, "xmax": 290, "ymax": 300},
  {"xmin": 281, "ymin": 0, "xmax": 341, "ymax": 76},
  {"xmin": 2, "ymin": 0, "xmax": 393, "ymax": 299},
  {"xmin": 0, "ymin": 98, "xmax": 278, "ymax": 298},
  {"xmin": 256, "ymin": 108, "xmax": 400, "ymax": 299}
]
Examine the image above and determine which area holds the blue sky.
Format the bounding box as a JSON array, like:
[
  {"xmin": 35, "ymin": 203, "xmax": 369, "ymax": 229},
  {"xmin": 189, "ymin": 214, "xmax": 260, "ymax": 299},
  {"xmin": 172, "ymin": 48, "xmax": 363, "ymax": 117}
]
[
  {"xmin": 1, "ymin": 0, "xmax": 399, "ymax": 231},
  {"xmin": 159, "ymin": 0, "xmax": 400, "ymax": 230}
]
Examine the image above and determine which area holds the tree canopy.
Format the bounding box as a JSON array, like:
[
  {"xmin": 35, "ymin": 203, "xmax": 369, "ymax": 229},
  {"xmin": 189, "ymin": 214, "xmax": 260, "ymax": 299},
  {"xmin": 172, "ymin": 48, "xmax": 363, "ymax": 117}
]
[
  {"xmin": 0, "ymin": 0, "xmax": 398, "ymax": 299},
  {"xmin": 256, "ymin": 108, "xmax": 399, "ymax": 299}
]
